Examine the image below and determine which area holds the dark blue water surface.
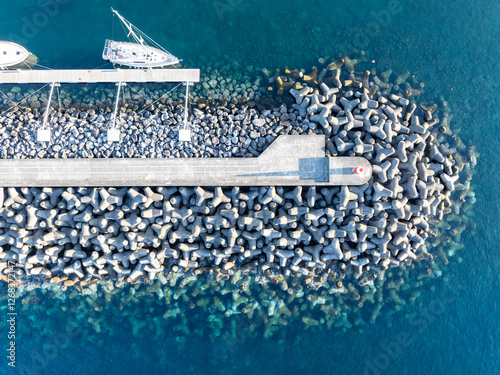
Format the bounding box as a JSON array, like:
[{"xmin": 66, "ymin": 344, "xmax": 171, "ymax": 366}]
[{"xmin": 0, "ymin": 0, "xmax": 499, "ymax": 374}]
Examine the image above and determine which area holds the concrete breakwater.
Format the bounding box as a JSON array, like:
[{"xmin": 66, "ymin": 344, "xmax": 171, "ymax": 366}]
[
  {"xmin": 0, "ymin": 135, "xmax": 373, "ymax": 187},
  {"xmin": 0, "ymin": 57, "xmax": 476, "ymax": 290}
]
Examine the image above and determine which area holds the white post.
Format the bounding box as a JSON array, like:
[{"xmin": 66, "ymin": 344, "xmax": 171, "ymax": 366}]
[
  {"xmin": 184, "ymin": 80, "xmax": 189, "ymax": 129},
  {"xmin": 107, "ymin": 81, "xmax": 125, "ymax": 142},
  {"xmin": 111, "ymin": 81, "xmax": 123, "ymax": 129},
  {"xmin": 37, "ymin": 82, "xmax": 59, "ymax": 142},
  {"xmin": 179, "ymin": 81, "xmax": 191, "ymax": 142},
  {"xmin": 42, "ymin": 82, "xmax": 57, "ymax": 129}
]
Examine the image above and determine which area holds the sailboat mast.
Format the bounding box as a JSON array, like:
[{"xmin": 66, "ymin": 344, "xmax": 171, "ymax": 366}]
[{"xmin": 111, "ymin": 8, "xmax": 145, "ymax": 47}]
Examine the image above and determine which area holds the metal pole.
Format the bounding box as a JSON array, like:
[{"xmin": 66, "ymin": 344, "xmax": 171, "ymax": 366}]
[
  {"xmin": 42, "ymin": 82, "xmax": 57, "ymax": 129},
  {"xmin": 184, "ymin": 81, "xmax": 189, "ymax": 129},
  {"xmin": 111, "ymin": 81, "xmax": 122, "ymax": 129}
]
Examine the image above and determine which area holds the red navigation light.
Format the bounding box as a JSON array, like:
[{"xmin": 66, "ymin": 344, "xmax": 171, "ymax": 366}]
[{"xmin": 354, "ymin": 167, "xmax": 364, "ymax": 175}]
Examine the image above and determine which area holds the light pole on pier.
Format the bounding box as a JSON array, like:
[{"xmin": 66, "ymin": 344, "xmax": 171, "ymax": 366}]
[
  {"xmin": 37, "ymin": 81, "xmax": 60, "ymax": 143},
  {"xmin": 179, "ymin": 80, "xmax": 192, "ymax": 142},
  {"xmin": 107, "ymin": 81, "xmax": 126, "ymax": 142}
]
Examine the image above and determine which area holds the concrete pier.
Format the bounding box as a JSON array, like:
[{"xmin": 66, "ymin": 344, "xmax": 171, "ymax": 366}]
[
  {"xmin": 0, "ymin": 68, "xmax": 200, "ymax": 84},
  {"xmin": 0, "ymin": 136, "xmax": 371, "ymax": 187}
]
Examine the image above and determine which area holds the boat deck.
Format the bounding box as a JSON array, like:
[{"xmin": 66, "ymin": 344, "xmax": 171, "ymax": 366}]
[
  {"xmin": 103, "ymin": 40, "xmax": 179, "ymax": 68},
  {"xmin": 0, "ymin": 68, "xmax": 200, "ymax": 84},
  {"xmin": 0, "ymin": 41, "xmax": 30, "ymax": 69}
]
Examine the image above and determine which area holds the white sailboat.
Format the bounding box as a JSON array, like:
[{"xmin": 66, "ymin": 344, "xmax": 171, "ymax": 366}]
[
  {"xmin": 0, "ymin": 41, "xmax": 38, "ymax": 70},
  {"xmin": 102, "ymin": 8, "xmax": 180, "ymax": 69}
]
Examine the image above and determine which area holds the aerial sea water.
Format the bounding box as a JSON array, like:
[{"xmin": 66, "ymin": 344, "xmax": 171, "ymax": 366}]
[{"xmin": 0, "ymin": 0, "xmax": 498, "ymax": 374}]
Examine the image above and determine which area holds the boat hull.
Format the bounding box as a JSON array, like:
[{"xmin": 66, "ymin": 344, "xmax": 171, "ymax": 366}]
[
  {"xmin": 0, "ymin": 42, "xmax": 38, "ymax": 70},
  {"xmin": 102, "ymin": 40, "xmax": 179, "ymax": 69}
]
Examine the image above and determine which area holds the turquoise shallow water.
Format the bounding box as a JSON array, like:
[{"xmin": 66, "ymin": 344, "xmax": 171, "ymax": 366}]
[{"xmin": 1, "ymin": 0, "xmax": 499, "ymax": 374}]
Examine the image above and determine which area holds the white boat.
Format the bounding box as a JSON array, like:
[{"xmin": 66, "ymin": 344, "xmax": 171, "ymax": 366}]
[
  {"xmin": 102, "ymin": 8, "xmax": 180, "ymax": 69},
  {"xmin": 0, "ymin": 41, "xmax": 38, "ymax": 70}
]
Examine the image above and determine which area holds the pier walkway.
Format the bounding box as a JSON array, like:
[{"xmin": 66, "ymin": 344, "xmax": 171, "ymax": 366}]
[
  {"xmin": 0, "ymin": 136, "xmax": 372, "ymax": 187},
  {"xmin": 0, "ymin": 69, "xmax": 200, "ymax": 84}
]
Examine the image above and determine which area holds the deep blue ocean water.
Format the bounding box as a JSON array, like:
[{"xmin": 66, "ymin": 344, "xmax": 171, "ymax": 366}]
[{"xmin": 0, "ymin": 0, "xmax": 499, "ymax": 374}]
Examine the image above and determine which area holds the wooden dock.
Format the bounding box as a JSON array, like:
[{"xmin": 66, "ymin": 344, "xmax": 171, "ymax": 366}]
[{"xmin": 0, "ymin": 68, "xmax": 200, "ymax": 84}]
